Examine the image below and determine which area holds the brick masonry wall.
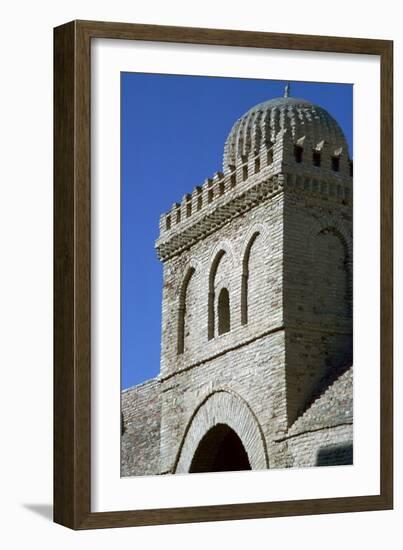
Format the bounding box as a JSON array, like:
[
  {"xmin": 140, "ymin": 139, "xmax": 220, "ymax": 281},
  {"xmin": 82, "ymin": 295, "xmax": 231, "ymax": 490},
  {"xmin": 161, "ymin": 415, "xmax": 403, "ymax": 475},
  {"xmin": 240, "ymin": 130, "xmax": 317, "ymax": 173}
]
[
  {"xmin": 158, "ymin": 192, "xmax": 286, "ymax": 473},
  {"xmin": 120, "ymin": 346, "xmax": 353, "ymax": 475},
  {"xmin": 283, "ymin": 188, "xmax": 352, "ymax": 331},
  {"xmin": 285, "ymin": 328, "xmax": 352, "ymax": 427},
  {"xmin": 121, "ymin": 186, "xmax": 353, "ymax": 476},
  {"xmin": 273, "ymin": 365, "xmax": 353, "ymax": 469},
  {"xmin": 160, "ymin": 193, "xmax": 284, "ymax": 380},
  {"xmin": 159, "ymin": 331, "xmax": 286, "ymax": 473},
  {"xmin": 121, "ymin": 379, "xmax": 161, "ymax": 476},
  {"xmin": 283, "ymin": 187, "xmax": 352, "ymax": 426},
  {"xmin": 288, "ymin": 365, "xmax": 353, "ymax": 436},
  {"xmin": 277, "ymin": 424, "xmax": 353, "ymax": 469}
]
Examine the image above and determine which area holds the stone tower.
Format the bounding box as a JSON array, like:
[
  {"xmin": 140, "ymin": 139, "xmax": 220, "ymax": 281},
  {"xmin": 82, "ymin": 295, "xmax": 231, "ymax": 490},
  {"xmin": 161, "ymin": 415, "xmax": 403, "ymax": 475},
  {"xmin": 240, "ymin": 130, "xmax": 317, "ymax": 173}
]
[{"xmin": 122, "ymin": 88, "xmax": 353, "ymax": 476}]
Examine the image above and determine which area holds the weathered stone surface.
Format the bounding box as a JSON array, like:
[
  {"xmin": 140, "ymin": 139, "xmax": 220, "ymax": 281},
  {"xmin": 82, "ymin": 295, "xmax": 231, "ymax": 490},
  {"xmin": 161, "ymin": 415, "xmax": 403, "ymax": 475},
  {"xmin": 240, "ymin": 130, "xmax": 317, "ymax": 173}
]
[
  {"xmin": 121, "ymin": 379, "xmax": 161, "ymax": 477},
  {"xmin": 121, "ymin": 92, "xmax": 353, "ymax": 476},
  {"xmin": 287, "ymin": 365, "xmax": 353, "ymax": 437}
]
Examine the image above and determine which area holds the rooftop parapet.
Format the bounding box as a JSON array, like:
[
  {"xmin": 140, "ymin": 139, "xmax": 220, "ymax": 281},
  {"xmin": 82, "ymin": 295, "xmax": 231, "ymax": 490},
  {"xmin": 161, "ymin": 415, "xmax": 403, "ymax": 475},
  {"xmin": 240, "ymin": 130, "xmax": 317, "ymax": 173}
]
[
  {"xmin": 156, "ymin": 144, "xmax": 283, "ymax": 260},
  {"xmin": 156, "ymin": 130, "xmax": 352, "ymax": 261}
]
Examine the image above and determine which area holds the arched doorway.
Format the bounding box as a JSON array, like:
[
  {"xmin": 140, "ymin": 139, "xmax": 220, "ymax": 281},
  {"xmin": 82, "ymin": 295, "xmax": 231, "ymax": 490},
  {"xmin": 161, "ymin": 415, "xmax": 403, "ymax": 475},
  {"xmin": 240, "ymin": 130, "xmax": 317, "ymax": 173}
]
[
  {"xmin": 175, "ymin": 391, "xmax": 268, "ymax": 473},
  {"xmin": 189, "ymin": 424, "xmax": 251, "ymax": 473}
]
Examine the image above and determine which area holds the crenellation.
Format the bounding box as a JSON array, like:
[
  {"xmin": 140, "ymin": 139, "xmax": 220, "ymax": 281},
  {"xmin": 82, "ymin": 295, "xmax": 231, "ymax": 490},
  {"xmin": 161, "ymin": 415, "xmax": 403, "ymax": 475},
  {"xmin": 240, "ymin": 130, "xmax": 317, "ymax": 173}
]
[
  {"xmin": 157, "ymin": 121, "xmax": 352, "ymax": 254},
  {"xmin": 227, "ymin": 165, "xmax": 237, "ymax": 187}
]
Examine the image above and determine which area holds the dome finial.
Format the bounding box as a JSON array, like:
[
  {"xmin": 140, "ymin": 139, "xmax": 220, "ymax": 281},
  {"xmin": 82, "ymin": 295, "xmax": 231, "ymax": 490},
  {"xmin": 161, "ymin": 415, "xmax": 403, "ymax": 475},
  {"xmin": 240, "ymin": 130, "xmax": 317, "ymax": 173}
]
[{"xmin": 284, "ymin": 83, "xmax": 291, "ymax": 98}]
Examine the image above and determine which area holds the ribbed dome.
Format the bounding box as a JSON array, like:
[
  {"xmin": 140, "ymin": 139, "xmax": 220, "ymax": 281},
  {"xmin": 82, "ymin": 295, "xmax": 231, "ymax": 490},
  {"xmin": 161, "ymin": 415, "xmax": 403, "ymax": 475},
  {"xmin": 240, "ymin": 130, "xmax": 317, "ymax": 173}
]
[{"xmin": 223, "ymin": 95, "xmax": 348, "ymax": 171}]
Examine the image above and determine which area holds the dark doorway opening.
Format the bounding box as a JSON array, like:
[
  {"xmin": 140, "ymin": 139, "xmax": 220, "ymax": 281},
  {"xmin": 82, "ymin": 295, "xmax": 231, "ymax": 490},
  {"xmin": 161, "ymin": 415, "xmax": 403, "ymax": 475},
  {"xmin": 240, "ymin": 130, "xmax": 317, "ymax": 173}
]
[{"xmin": 189, "ymin": 424, "xmax": 251, "ymax": 473}]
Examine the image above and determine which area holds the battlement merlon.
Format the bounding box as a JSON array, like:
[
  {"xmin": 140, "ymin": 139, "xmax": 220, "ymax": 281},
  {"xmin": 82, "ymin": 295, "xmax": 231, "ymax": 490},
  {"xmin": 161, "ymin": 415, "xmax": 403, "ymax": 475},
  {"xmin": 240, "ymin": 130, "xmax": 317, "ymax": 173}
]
[{"xmin": 155, "ymin": 131, "xmax": 352, "ymax": 262}]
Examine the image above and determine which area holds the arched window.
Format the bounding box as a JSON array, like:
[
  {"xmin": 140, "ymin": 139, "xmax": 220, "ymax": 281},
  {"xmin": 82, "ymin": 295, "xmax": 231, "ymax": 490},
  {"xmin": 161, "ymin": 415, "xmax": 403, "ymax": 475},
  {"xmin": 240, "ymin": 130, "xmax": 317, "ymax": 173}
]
[
  {"xmin": 312, "ymin": 150, "xmax": 321, "ymax": 167},
  {"xmin": 312, "ymin": 228, "xmax": 351, "ymax": 319},
  {"xmin": 177, "ymin": 267, "xmax": 195, "ymax": 354},
  {"xmin": 331, "ymin": 155, "xmax": 340, "ymax": 172},
  {"xmin": 242, "ymin": 164, "xmax": 248, "ymax": 181},
  {"xmin": 208, "ymin": 248, "xmax": 233, "ymax": 339},
  {"xmin": 208, "ymin": 250, "xmax": 225, "ymax": 340},
  {"xmin": 241, "ymin": 232, "xmax": 260, "ymax": 325},
  {"xmin": 294, "ymin": 144, "xmax": 303, "ymax": 163},
  {"xmin": 218, "ymin": 288, "xmax": 230, "ymax": 335}
]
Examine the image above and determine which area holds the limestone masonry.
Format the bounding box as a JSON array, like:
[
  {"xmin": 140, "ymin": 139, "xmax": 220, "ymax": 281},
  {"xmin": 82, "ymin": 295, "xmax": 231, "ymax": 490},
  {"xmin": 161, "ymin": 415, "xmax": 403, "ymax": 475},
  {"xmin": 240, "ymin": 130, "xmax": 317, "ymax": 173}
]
[{"xmin": 121, "ymin": 88, "xmax": 353, "ymax": 476}]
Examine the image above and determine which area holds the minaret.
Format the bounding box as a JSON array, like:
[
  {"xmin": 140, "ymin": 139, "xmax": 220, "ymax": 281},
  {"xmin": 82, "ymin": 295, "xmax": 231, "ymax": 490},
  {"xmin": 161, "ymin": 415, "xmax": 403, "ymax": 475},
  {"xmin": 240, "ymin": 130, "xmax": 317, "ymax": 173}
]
[{"xmin": 155, "ymin": 91, "xmax": 352, "ymax": 473}]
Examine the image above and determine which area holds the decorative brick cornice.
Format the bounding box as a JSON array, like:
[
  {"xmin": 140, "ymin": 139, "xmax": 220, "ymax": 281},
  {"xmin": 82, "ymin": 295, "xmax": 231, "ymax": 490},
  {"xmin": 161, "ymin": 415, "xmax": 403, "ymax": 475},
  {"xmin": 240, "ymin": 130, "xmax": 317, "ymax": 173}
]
[
  {"xmin": 156, "ymin": 169, "xmax": 284, "ymax": 261},
  {"xmin": 155, "ymin": 168, "xmax": 351, "ymax": 261}
]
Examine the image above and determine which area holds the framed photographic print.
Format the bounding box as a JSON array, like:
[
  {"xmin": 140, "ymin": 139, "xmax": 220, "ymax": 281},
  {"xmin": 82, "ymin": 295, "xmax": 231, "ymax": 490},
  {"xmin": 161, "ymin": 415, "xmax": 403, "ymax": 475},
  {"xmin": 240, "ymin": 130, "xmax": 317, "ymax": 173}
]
[{"xmin": 54, "ymin": 20, "xmax": 393, "ymax": 529}]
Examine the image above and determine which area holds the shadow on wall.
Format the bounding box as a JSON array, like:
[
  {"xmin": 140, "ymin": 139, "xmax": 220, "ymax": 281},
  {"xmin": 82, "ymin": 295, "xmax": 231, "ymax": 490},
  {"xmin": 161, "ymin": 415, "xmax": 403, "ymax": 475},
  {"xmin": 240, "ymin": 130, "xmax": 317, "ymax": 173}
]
[{"xmin": 316, "ymin": 443, "xmax": 353, "ymax": 467}]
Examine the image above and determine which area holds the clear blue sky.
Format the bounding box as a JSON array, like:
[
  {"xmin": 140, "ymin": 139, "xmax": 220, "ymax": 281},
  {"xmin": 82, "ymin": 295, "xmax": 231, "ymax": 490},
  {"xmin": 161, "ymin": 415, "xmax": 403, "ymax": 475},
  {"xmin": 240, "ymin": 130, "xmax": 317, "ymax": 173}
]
[{"xmin": 121, "ymin": 73, "xmax": 353, "ymax": 389}]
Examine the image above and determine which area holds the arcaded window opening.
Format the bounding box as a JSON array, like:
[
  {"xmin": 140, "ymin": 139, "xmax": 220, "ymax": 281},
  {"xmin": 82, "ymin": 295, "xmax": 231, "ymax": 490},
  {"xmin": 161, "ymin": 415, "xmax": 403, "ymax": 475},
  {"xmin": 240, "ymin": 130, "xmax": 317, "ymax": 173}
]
[
  {"xmin": 177, "ymin": 267, "xmax": 195, "ymax": 354},
  {"xmin": 228, "ymin": 165, "xmax": 236, "ymax": 187},
  {"xmin": 267, "ymin": 148, "xmax": 273, "ymax": 165},
  {"xmin": 294, "ymin": 145, "xmax": 303, "ymax": 163},
  {"xmin": 241, "ymin": 232, "xmax": 259, "ymax": 325},
  {"xmin": 312, "ymin": 150, "xmax": 321, "ymax": 167},
  {"xmin": 230, "ymin": 172, "xmax": 236, "ymax": 187},
  {"xmin": 218, "ymin": 287, "xmax": 231, "ymax": 335},
  {"xmin": 242, "ymin": 164, "xmax": 248, "ymax": 181},
  {"xmin": 331, "ymin": 155, "xmax": 340, "ymax": 172},
  {"xmin": 208, "ymin": 250, "xmax": 226, "ymax": 340}
]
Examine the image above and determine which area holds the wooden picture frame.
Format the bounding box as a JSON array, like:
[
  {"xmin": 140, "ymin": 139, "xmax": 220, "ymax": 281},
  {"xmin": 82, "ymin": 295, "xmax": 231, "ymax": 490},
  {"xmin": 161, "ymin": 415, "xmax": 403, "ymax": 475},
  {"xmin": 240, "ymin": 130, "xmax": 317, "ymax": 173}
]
[{"xmin": 54, "ymin": 20, "xmax": 393, "ymax": 529}]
